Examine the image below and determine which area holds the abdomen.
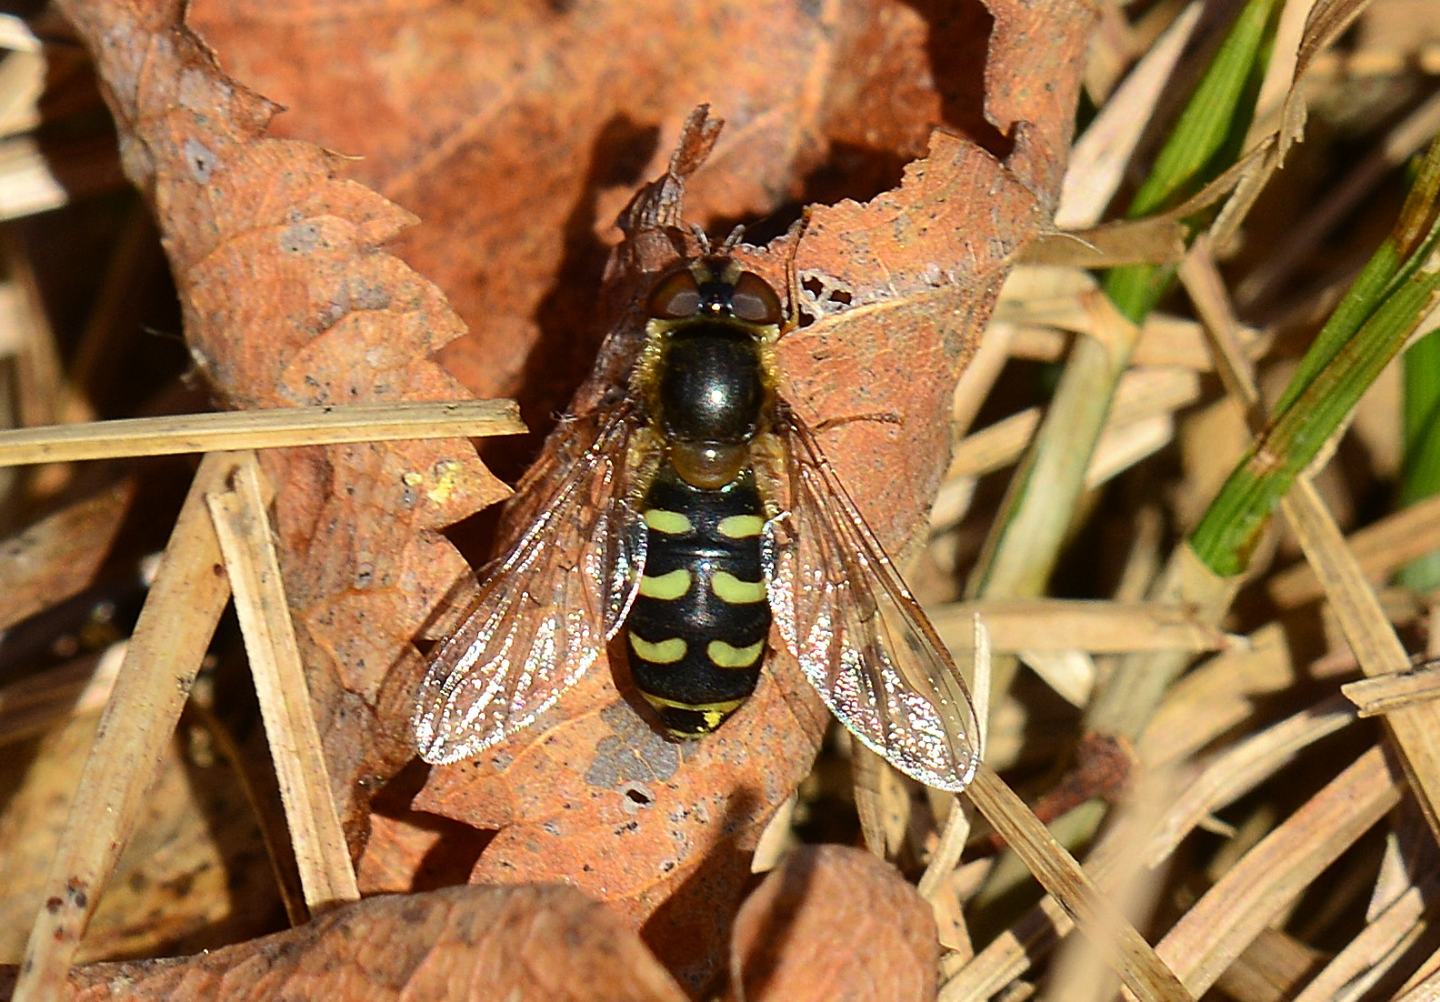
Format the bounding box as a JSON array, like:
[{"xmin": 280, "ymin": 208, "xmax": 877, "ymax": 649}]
[{"xmin": 628, "ymin": 465, "xmax": 770, "ymax": 737}]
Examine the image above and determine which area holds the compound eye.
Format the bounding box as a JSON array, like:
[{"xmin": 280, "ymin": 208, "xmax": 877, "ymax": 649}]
[
  {"xmin": 731, "ymin": 271, "xmax": 783, "ymax": 325},
  {"xmin": 647, "ymin": 268, "xmax": 701, "ymax": 319}
]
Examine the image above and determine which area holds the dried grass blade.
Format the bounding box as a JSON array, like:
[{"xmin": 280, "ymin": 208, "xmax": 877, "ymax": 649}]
[
  {"xmin": 1143, "ymin": 695, "xmax": 1355, "ymax": 865},
  {"xmin": 1155, "ymin": 746, "xmax": 1402, "ymax": 995},
  {"xmin": 929, "ymin": 598, "xmax": 1233, "ymax": 655},
  {"xmin": 12, "ymin": 452, "xmax": 239, "ymax": 1002},
  {"xmin": 0, "ymin": 399, "xmax": 524, "ymax": 467},
  {"xmin": 1184, "ymin": 236, "xmax": 1440, "ymax": 835},
  {"xmin": 964, "ymin": 765, "xmax": 1192, "ymax": 1002},
  {"xmin": 205, "ymin": 451, "xmax": 360, "ymax": 911},
  {"xmin": 1055, "ymin": 2, "xmax": 1203, "ymax": 229},
  {"xmin": 851, "ymin": 741, "xmax": 911, "ymax": 859},
  {"xmin": 1267, "ymin": 492, "xmax": 1440, "ymax": 606},
  {"xmin": 1343, "ymin": 664, "xmax": 1440, "ymax": 717},
  {"xmin": 1292, "ymin": 872, "xmax": 1439, "ymax": 1001},
  {"xmin": 1396, "ymin": 964, "xmax": 1440, "ymax": 1002},
  {"xmin": 920, "ymin": 617, "xmax": 991, "ymax": 897},
  {"xmin": 1283, "ymin": 477, "xmax": 1440, "ymax": 837},
  {"xmin": 942, "ymin": 892, "xmax": 1072, "ymax": 1000}
]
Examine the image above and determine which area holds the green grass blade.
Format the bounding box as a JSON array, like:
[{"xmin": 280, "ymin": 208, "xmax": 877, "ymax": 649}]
[
  {"xmin": 1103, "ymin": 0, "xmax": 1282, "ymax": 323},
  {"xmin": 1399, "ymin": 327, "xmax": 1440, "ymax": 590},
  {"xmin": 1189, "ymin": 135, "xmax": 1440, "ymax": 577},
  {"xmin": 967, "ymin": 0, "xmax": 1285, "ymax": 604},
  {"xmin": 1272, "ymin": 142, "xmax": 1440, "ymax": 416},
  {"xmin": 964, "ymin": 0, "xmax": 1286, "ymax": 731}
]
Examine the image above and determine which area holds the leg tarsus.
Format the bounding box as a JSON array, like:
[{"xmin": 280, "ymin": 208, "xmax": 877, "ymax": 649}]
[
  {"xmin": 812, "ymin": 411, "xmax": 903, "ymax": 435},
  {"xmin": 778, "ymin": 210, "xmax": 813, "ymax": 342}
]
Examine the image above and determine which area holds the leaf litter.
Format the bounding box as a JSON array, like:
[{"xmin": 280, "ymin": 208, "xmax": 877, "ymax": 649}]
[{"xmin": 2, "ymin": 0, "xmax": 1439, "ymax": 999}]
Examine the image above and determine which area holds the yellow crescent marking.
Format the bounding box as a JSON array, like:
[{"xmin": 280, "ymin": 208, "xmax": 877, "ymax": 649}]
[
  {"xmin": 717, "ymin": 514, "xmax": 765, "ymax": 538},
  {"xmin": 639, "ymin": 568, "xmax": 691, "ymax": 600},
  {"xmin": 629, "ymin": 634, "xmax": 686, "ymax": 664},
  {"xmin": 707, "ymin": 639, "xmax": 765, "ymax": 668},
  {"xmin": 711, "ymin": 571, "xmax": 767, "ymax": 604},
  {"xmin": 643, "ymin": 509, "xmax": 692, "ymax": 534},
  {"xmin": 640, "ymin": 692, "xmax": 747, "ymax": 713},
  {"xmin": 702, "ymin": 709, "xmax": 728, "ymax": 730}
]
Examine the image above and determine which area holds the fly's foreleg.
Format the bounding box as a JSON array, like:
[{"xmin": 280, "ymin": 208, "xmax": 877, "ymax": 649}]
[
  {"xmin": 624, "ymin": 426, "xmax": 664, "ymax": 508},
  {"xmin": 751, "ymin": 431, "xmax": 788, "ymax": 520}
]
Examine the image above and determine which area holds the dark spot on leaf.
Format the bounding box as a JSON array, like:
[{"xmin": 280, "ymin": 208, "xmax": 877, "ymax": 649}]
[
  {"xmin": 183, "ymin": 137, "xmax": 217, "ymax": 182},
  {"xmin": 280, "ymin": 222, "xmax": 321, "ymax": 254},
  {"xmin": 349, "ymin": 281, "xmax": 392, "ymax": 312}
]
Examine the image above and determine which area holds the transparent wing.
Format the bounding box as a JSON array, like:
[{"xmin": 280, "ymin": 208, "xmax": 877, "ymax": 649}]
[
  {"xmin": 766, "ymin": 411, "xmax": 982, "ymax": 792},
  {"xmin": 412, "ymin": 406, "xmax": 646, "ymax": 764}
]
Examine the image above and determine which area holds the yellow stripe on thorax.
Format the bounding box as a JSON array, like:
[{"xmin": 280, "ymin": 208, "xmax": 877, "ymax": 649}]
[
  {"xmin": 639, "ymin": 568, "xmax": 691, "ymax": 600},
  {"xmin": 643, "ymin": 509, "xmax": 692, "ymax": 534},
  {"xmin": 629, "ymin": 634, "xmax": 686, "ymax": 664},
  {"xmin": 707, "ymin": 639, "xmax": 765, "ymax": 668},
  {"xmin": 717, "ymin": 514, "xmax": 765, "ymax": 538},
  {"xmin": 711, "ymin": 570, "xmax": 766, "ymax": 604}
]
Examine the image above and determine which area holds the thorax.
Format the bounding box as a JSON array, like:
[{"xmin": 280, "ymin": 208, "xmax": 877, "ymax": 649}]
[{"xmin": 635, "ymin": 318, "xmax": 776, "ymax": 490}]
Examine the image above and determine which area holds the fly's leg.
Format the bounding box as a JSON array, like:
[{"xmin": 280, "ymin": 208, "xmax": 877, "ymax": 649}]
[
  {"xmin": 812, "ymin": 411, "xmax": 903, "ymax": 435},
  {"xmin": 624, "ymin": 425, "xmax": 664, "ymax": 508},
  {"xmin": 751, "ymin": 431, "xmax": 788, "ymax": 520},
  {"xmin": 778, "ymin": 210, "xmax": 812, "ymax": 342}
]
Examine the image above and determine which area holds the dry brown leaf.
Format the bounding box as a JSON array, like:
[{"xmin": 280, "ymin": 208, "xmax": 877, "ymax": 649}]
[
  {"xmin": 55, "ymin": 0, "xmax": 512, "ymax": 843},
  {"xmin": 354, "ymin": 0, "xmax": 1088, "ymax": 988},
  {"xmin": 394, "ymin": 90, "xmax": 1062, "ymax": 986},
  {"xmin": 54, "ymin": 0, "xmax": 1090, "ymax": 993},
  {"xmin": 184, "ymin": 0, "xmax": 949, "ymax": 420},
  {"xmin": 8, "ymin": 0, "xmax": 1440, "ymax": 999},
  {"xmin": 727, "ymin": 845, "xmax": 939, "ymax": 1002},
  {"xmin": 0, "ymin": 713, "xmax": 279, "ymax": 966},
  {"xmin": 187, "ymin": 0, "xmax": 1087, "ymax": 410},
  {"xmin": 0, "ymin": 885, "xmax": 685, "ymax": 1002},
  {"xmin": 0, "ymin": 480, "xmax": 134, "ymax": 632}
]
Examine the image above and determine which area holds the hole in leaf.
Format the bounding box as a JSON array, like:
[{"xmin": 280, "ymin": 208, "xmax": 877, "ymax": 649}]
[{"xmin": 620, "ymin": 781, "xmax": 654, "ymax": 809}]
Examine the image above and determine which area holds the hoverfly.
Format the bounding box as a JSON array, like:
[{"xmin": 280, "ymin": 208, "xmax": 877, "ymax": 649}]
[{"xmin": 412, "ymin": 237, "xmax": 981, "ymax": 792}]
